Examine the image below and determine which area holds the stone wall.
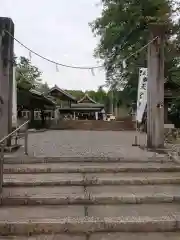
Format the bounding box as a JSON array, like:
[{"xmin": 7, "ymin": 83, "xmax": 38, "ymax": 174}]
[
  {"xmin": 50, "ymin": 119, "xmax": 135, "ymax": 131},
  {"xmin": 164, "ymin": 128, "xmax": 180, "ymax": 143}
]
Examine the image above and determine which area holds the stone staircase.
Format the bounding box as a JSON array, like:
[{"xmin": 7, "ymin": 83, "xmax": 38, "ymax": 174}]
[{"xmin": 0, "ymin": 156, "xmax": 180, "ymax": 239}]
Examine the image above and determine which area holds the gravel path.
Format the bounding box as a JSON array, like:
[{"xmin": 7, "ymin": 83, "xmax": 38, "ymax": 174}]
[{"xmin": 7, "ymin": 130, "xmax": 164, "ymax": 159}]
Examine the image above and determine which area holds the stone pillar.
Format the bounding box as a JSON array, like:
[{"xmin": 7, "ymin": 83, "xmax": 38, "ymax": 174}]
[
  {"xmin": 147, "ymin": 24, "xmax": 165, "ymax": 149},
  {"xmin": 0, "ymin": 18, "xmax": 14, "ymax": 145},
  {"xmin": 102, "ymin": 109, "xmax": 106, "ymax": 121},
  {"xmin": 54, "ymin": 108, "xmax": 59, "ymax": 124}
]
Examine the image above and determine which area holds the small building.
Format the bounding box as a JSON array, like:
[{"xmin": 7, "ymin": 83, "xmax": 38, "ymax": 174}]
[
  {"xmin": 48, "ymin": 86, "xmax": 105, "ymax": 120},
  {"xmin": 71, "ymin": 93, "xmax": 105, "ymax": 120},
  {"xmin": 48, "ymin": 85, "xmax": 77, "ymax": 108},
  {"xmin": 17, "ymin": 87, "xmax": 56, "ymax": 128}
]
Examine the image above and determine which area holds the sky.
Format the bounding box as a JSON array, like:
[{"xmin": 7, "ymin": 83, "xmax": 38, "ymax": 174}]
[{"xmin": 0, "ymin": 0, "xmax": 106, "ymax": 91}]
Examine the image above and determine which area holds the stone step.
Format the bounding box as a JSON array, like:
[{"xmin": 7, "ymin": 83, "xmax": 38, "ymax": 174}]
[
  {"xmin": 3, "ymin": 162, "xmax": 179, "ymax": 174},
  {"xmin": 4, "ymin": 172, "xmax": 180, "ymax": 186},
  {"xmin": 90, "ymin": 233, "xmax": 180, "ymax": 240},
  {"xmin": 0, "ymin": 233, "xmax": 180, "ymax": 239},
  {"xmin": 0, "ymin": 236, "xmax": 84, "ymax": 240},
  {"xmin": 1, "ymin": 185, "xmax": 180, "ymax": 205},
  {"xmin": 4, "ymin": 156, "xmax": 169, "ymax": 164},
  {"xmin": 87, "ymin": 184, "xmax": 180, "ymax": 196},
  {"xmin": 0, "ymin": 204, "xmax": 180, "ymax": 234}
]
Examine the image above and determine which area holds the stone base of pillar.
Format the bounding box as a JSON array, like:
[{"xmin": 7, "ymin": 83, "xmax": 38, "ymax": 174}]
[
  {"xmin": 1, "ymin": 144, "xmax": 21, "ymax": 153},
  {"xmin": 139, "ymin": 144, "xmax": 168, "ymax": 154}
]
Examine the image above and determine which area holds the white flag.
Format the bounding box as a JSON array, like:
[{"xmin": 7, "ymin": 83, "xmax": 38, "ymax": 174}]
[{"xmin": 136, "ymin": 68, "xmax": 148, "ymax": 122}]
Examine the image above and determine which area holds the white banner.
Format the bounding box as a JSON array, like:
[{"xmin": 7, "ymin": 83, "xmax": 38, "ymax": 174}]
[
  {"xmin": 136, "ymin": 68, "xmax": 148, "ymax": 122},
  {"xmin": 12, "ymin": 66, "xmax": 17, "ymax": 128}
]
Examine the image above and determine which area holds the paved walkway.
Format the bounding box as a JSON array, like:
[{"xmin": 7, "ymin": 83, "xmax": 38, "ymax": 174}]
[{"xmin": 8, "ymin": 130, "xmax": 164, "ymax": 159}]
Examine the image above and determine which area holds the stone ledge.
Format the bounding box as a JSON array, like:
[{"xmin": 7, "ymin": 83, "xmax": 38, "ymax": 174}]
[
  {"xmin": 0, "ymin": 216, "xmax": 177, "ymax": 235},
  {"xmin": 4, "ymin": 156, "xmax": 169, "ymax": 164}
]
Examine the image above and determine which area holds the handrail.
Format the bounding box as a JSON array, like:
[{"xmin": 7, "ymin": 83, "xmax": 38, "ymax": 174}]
[
  {"xmin": 0, "ymin": 120, "xmax": 29, "ymax": 145},
  {"xmin": 0, "ymin": 119, "xmax": 30, "ymax": 193}
]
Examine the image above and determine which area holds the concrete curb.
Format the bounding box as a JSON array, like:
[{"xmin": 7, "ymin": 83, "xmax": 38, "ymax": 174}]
[
  {"xmin": 1, "ymin": 194, "xmax": 180, "ymax": 206},
  {"xmin": 0, "ymin": 216, "xmax": 177, "ymax": 235}
]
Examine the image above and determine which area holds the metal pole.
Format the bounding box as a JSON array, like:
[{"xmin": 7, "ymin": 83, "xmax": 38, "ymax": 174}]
[
  {"xmin": 111, "ymin": 90, "xmax": 114, "ymax": 115},
  {"xmin": 24, "ymin": 126, "xmax": 28, "ymax": 155},
  {"xmin": 0, "ymin": 143, "xmax": 4, "ymax": 193},
  {"xmin": 132, "ymin": 121, "xmax": 139, "ymax": 146}
]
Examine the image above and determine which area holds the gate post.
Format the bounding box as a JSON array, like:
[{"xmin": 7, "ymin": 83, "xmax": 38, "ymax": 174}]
[
  {"xmin": 0, "ymin": 18, "xmax": 14, "ymax": 145},
  {"xmin": 147, "ymin": 24, "xmax": 165, "ymax": 149}
]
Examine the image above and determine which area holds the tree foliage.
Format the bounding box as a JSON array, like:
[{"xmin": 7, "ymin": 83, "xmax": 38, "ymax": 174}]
[
  {"xmin": 15, "ymin": 56, "xmax": 51, "ymax": 95},
  {"xmin": 66, "ymin": 90, "xmax": 84, "ymax": 100},
  {"xmin": 90, "ymin": 0, "xmax": 180, "ymax": 104},
  {"xmin": 15, "ymin": 56, "xmax": 42, "ymax": 91},
  {"xmin": 38, "ymin": 82, "xmax": 50, "ymax": 95}
]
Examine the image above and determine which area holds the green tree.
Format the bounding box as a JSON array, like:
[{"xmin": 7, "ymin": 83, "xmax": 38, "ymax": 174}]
[
  {"xmin": 90, "ymin": 0, "xmax": 180, "ymax": 104},
  {"xmin": 16, "ymin": 56, "xmax": 42, "ymax": 90},
  {"xmin": 96, "ymin": 86, "xmax": 107, "ymax": 103},
  {"xmin": 38, "ymin": 82, "xmax": 50, "ymax": 95},
  {"xmin": 66, "ymin": 90, "xmax": 84, "ymax": 100},
  {"xmin": 86, "ymin": 90, "xmax": 97, "ymax": 101}
]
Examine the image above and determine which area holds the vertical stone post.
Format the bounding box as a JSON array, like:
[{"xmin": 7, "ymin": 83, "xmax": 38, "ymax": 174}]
[
  {"xmin": 0, "ymin": 18, "xmax": 14, "ymax": 145},
  {"xmin": 147, "ymin": 24, "xmax": 165, "ymax": 149},
  {"xmin": 164, "ymin": 99, "xmax": 168, "ymax": 124}
]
